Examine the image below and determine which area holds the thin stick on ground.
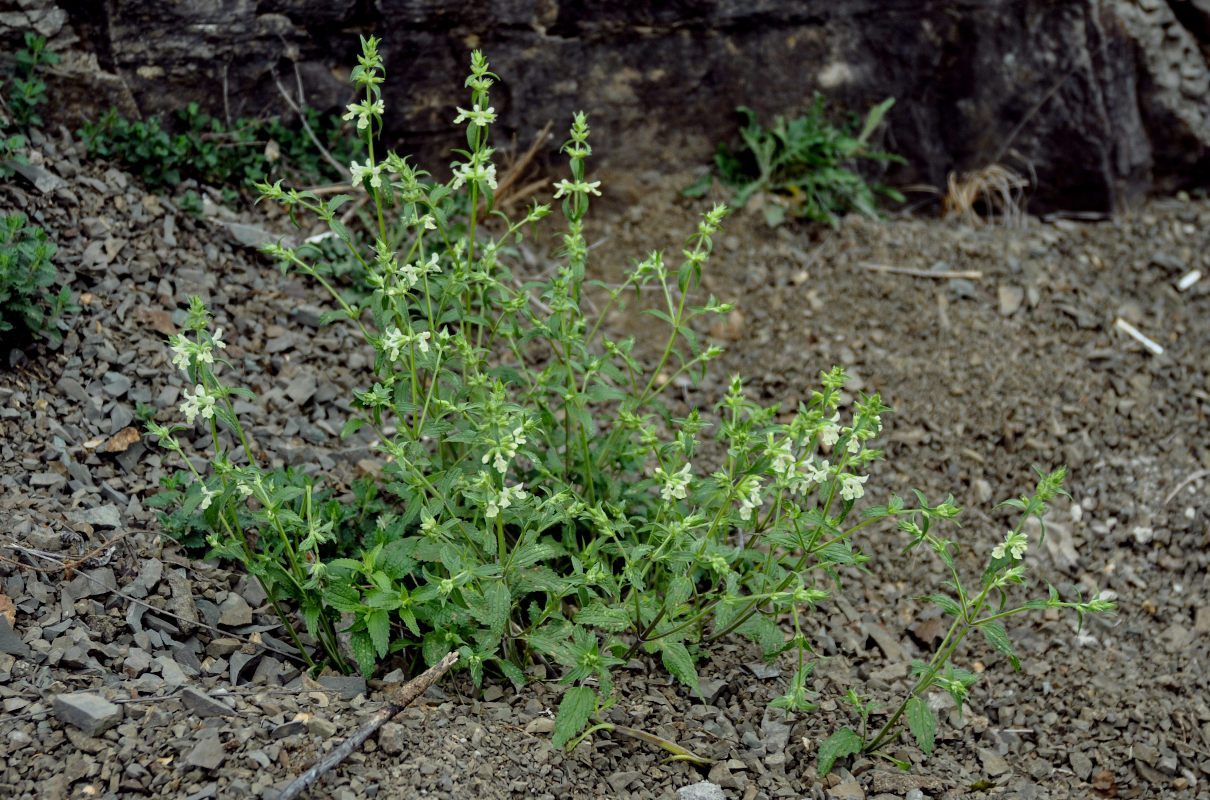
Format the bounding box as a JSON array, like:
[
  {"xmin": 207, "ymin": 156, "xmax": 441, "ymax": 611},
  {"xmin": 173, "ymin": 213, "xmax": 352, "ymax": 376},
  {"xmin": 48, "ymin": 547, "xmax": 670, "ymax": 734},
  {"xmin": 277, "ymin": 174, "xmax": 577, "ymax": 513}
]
[
  {"xmin": 860, "ymin": 262, "xmax": 983, "ymax": 280},
  {"xmin": 271, "ymin": 64, "xmax": 352, "ymax": 183},
  {"xmin": 277, "ymin": 651, "xmax": 460, "ymax": 800}
]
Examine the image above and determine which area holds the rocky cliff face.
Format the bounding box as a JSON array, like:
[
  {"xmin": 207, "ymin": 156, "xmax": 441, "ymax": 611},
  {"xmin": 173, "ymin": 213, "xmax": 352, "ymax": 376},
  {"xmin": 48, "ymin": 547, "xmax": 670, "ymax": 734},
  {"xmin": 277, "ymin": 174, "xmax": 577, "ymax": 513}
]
[{"xmin": 4, "ymin": 0, "xmax": 1209, "ymax": 213}]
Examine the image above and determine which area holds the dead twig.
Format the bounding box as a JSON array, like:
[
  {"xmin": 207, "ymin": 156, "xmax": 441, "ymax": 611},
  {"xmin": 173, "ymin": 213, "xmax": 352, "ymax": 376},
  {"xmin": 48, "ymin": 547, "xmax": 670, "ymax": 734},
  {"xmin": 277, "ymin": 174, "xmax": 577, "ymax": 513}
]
[
  {"xmin": 1163, "ymin": 468, "xmax": 1210, "ymax": 506},
  {"xmin": 271, "ymin": 66, "xmax": 351, "ymax": 183},
  {"xmin": 0, "ymin": 528, "xmax": 135, "ymax": 576},
  {"xmin": 278, "ymin": 651, "xmax": 460, "ymax": 800},
  {"xmin": 859, "ymin": 262, "xmax": 983, "ymax": 280},
  {"xmin": 483, "ymin": 121, "xmax": 553, "ymax": 218}
]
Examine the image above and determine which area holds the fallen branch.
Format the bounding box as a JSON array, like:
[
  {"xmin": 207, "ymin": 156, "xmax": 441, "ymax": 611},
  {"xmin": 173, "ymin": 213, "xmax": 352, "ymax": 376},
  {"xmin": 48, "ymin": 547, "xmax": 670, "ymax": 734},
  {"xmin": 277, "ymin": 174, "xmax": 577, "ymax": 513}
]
[
  {"xmin": 860, "ymin": 262, "xmax": 983, "ymax": 280},
  {"xmin": 277, "ymin": 651, "xmax": 460, "ymax": 800}
]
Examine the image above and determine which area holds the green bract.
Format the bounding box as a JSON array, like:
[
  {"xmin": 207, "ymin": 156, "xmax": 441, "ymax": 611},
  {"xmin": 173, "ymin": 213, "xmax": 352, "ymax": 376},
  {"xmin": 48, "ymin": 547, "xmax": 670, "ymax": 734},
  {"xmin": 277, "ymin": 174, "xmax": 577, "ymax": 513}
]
[{"xmin": 151, "ymin": 35, "xmax": 1115, "ymax": 767}]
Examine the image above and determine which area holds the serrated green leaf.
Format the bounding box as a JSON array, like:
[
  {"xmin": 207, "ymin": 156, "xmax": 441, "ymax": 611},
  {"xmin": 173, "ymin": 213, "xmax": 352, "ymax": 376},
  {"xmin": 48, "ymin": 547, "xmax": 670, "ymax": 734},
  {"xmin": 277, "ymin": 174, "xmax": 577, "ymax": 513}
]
[
  {"xmin": 817, "ymin": 727, "xmax": 863, "ymax": 776},
  {"xmin": 978, "ymin": 621, "xmax": 1018, "ymax": 670},
  {"xmin": 664, "ymin": 575, "xmax": 693, "ymax": 613},
  {"xmin": 484, "ymin": 581, "xmax": 510, "ymax": 639},
  {"xmin": 737, "ymin": 612, "xmax": 785, "ymax": 659},
  {"xmin": 551, "ymin": 686, "xmax": 597, "ymax": 749},
  {"xmin": 574, "ymin": 601, "xmax": 630, "ymax": 631},
  {"xmin": 905, "ymin": 696, "xmax": 936, "ymax": 754},
  {"xmin": 658, "ymin": 640, "xmax": 700, "ymax": 695},
  {"xmin": 323, "ymin": 582, "xmax": 363, "ymax": 613},
  {"xmin": 367, "ymin": 608, "xmax": 390, "ymax": 657},
  {"xmin": 350, "ymin": 629, "xmax": 376, "ymax": 678},
  {"xmin": 923, "ymin": 593, "xmax": 962, "ymax": 617}
]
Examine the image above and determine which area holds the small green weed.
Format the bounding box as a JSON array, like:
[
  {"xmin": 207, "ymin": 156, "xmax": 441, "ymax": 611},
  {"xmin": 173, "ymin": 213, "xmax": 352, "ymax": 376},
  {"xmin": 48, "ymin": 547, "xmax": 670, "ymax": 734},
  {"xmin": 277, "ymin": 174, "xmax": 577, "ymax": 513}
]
[
  {"xmin": 78, "ymin": 103, "xmax": 363, "ymax": 197},
  {"xmin": 686, "ymin": 95, "xmax": 905, "ymax": 227},
  {"xmin": 0, "ymin": 214, "xmax": 77, "ymax": 347},
  {"xmin": 0, "ymin": 33, "xmax": 59, "ymax": 177}
]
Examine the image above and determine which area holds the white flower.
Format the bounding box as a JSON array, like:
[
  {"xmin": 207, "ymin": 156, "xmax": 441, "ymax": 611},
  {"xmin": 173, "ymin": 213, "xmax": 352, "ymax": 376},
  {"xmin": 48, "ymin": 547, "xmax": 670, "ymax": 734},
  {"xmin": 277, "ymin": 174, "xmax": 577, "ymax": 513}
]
[
  {"xmin": 382, "ymin": 327, "xmax": 406, "ymax": 361},
  {"xmin": 737, "ymin": 478, "xmax": 763, "ymax": 521},
  {"xmin": 451, "ymin": 160, "xmax": 498, "ymax": 191},
  {"xmin": 805, "ymin": 458, "xmax": 831, "ymax": 484},
  {"xmin": 486, "ymin": 483, "xmax": 527, "ymax": 518},
  {"xmin": 847, "ymin": 434, "xmax": 862, "ymax": 454},
  {"xmin": 380, "ymin": 326, "xmax": 430, "ymax": 360},
  {"xmin": 839, "ymin": 473, "xmax": 868, "ymax": 501},
  {"xmin": 992, "ymin": 530, "xmax": 1028, "ymax": 561},
  {"xmin": 211, "ymin": 327, "xmax": 227, "ymax": 352},
  {"xmin": 655, "ymin": 463, "xmax": 691, "ymax": 503},
  {"xmin": 819, "ymin": 413, "xmax": 841, "ymax": 448},
  {"xmin": 169, "ymin": 336, "xmax": 192, "ymax": 371},
  {"xmin": 453, "ymin": 103, "xmax": 497, "ymax": 127},
  {"xmin": 552, "ymin": 179, "xmax": 602, "ymax": 199},
  {"xmin": 350, "ymin": 159, "xmax": 384, "ymax": 189},
  {"xmin": 198, "ymin": 484, "xmax": 217, "ymax": 511},
  {"xmin": 769, "ymin": 437, "xmax": 796, "ymax": 476},
  {"xmin": 180, "ymin": 384, "xmax": 216, "ymax": 424},
  {"xmin": 343, "ymin": 98, "xmax": 383, "ymax": 130}
]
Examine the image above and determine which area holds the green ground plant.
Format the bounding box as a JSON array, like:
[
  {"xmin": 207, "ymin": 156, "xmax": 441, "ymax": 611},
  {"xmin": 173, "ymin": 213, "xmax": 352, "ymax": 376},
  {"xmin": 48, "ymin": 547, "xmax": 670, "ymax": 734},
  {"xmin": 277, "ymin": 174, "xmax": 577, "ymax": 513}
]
[
  {"xmin": 79, "ymin": 102, "xmax": 362, "ymax": 193},
  {"xmin": 685, "ymin": 96, "xmax": 905, "ymax": 227},
  {"xmin": 150, "ymin": 36, "xmax": 1113, "ymax": 769},
  {"xmin": 1, "ymin": 33, "xmax": 59, "ymax": 177},
  {"xmin": 0, "ymin": 213, "xmax": 77, "ymax": 346}
]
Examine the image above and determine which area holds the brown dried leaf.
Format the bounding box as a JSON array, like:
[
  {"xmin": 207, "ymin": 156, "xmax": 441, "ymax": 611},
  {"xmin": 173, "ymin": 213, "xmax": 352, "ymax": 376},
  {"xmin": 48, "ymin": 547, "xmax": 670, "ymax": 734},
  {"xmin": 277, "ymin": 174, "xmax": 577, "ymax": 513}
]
[
  {"xmin": 0, "ymin": 594, "xmax": 15, "ymax": 626},
  {"xmin": 135, "ymin": 306, "xmax": 177, "ymax": 337},
  {"xmin": 1091, "ymin": 768, "xmax": 1117, "ymax": 797},
  {"xmin": 105, "ymin": 427, "xmax": 141, "ymax": 453}
]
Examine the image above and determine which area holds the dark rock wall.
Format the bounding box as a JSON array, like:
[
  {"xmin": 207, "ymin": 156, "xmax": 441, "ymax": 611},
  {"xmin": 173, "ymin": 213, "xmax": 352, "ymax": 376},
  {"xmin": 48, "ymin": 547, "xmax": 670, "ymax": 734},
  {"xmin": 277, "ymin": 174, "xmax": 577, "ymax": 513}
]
[{"xmin": 4, "ymin": 0, "xmax": 1209, "ymax": 213}]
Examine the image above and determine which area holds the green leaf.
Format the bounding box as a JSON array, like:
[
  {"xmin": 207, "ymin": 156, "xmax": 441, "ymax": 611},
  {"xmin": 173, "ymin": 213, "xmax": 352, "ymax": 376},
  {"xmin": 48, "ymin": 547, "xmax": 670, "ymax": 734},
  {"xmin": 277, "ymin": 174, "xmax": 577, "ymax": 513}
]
[
  {"xmin": 367, "ymin": 608, "xmax": 390, "ymax": 657},
  {"xmin": 551, "ymin": 686, "xmax": 597, "ymax": 749},
  {"xmin": 923, "ymin": 593, "xmax": 962, "ymax": 617},
  {"xmin": 658, "ymin": 640, "xmax": 700, "ymax": 696},
  {"xmin": 350, "ymin": 629, "xmax": 376, "ymax": 678},
  {"xmin": 664, "ymin": 575, "xmax": 693, "ymax": 613},
  {"xmin": 817, "ymin": 727, "xmax": 863, "ymax": 776},
  {"xmin": 905, "ymin": 696, "xmax": 936, "ymax": 755},
  {"xmin": 573, "ymin": 601, "xmax": 630, "ymax": 631},
  {"xmin": 483, "ymin": 581, "xmax": 511, "ymax": 639},
  {"xmin": 978, "ymin": 621, "xmax": 1019, "ymax": 671}
]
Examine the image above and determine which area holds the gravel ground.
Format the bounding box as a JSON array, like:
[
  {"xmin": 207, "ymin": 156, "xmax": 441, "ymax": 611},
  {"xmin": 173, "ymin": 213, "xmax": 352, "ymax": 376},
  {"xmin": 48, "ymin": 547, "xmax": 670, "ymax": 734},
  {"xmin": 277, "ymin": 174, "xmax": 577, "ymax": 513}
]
[{"xmin": 1, "ymin": 126, "xmax": 1208, "ymax": 800}]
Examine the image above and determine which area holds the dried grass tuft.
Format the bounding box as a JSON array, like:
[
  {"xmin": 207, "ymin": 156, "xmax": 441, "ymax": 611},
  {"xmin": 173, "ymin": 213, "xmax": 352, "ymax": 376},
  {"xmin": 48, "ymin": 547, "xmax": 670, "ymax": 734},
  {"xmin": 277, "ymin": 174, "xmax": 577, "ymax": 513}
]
[{"xmin": 943, "ymin": 164, "xmax": 1029, "ymax": 227}]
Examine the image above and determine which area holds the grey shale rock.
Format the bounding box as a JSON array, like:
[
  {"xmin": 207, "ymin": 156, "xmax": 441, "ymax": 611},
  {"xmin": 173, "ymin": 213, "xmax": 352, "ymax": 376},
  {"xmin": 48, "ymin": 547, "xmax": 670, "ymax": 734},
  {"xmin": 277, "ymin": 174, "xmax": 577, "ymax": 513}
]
[
  {"xmin": 185, "ymin": 735, "xmax": 226, "ymax": 770},
  {"xmin": 156, "ymin": 655, "xmax": 189, "ymax": 687},
  {"xmin": 65, "ymin": 567, "xmax": 117, "ymax": 599},
  {"xmin": 180, "ymin": 687, "xmax": 234, "ymax": 718},
  {"xmin": 217, "ymin": 592, "xmax": 253, "ymax": 627},
  {"xmin": 317, "ymin": 674, "xmax": 367, "ymax": 700},
  {"xmin": 65, "ymin": 504, "xmax": 122, "ymax": 529},
  {"xmin": 53, "ymin": 693, "xmax": 123, "ymax": 736},
  {"xmin": 0, "ymin": 616, "xmax": 30, "ymax": 657},
  {"xmin": 678, "ymin": 781, "xmax": 726, "ymax": 800},
  {"xmin": 378, "ymin": 722, "xmax": 404, "ymax": 755}
]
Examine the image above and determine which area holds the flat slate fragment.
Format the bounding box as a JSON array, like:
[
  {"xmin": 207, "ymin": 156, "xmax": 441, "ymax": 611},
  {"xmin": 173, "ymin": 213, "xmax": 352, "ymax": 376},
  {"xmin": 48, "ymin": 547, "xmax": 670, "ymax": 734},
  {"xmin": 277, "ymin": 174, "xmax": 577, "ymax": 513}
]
[
  {"xmin": 53, "ymin": 692, "xmax": 123, "ymax": 736},
  {"xmin": 180, "ymin": 686, "xmax": 234, "ymax": 717},
  {"xmin": 0, "ymin": 616, "xmax": 30, "ymax": 657}
]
